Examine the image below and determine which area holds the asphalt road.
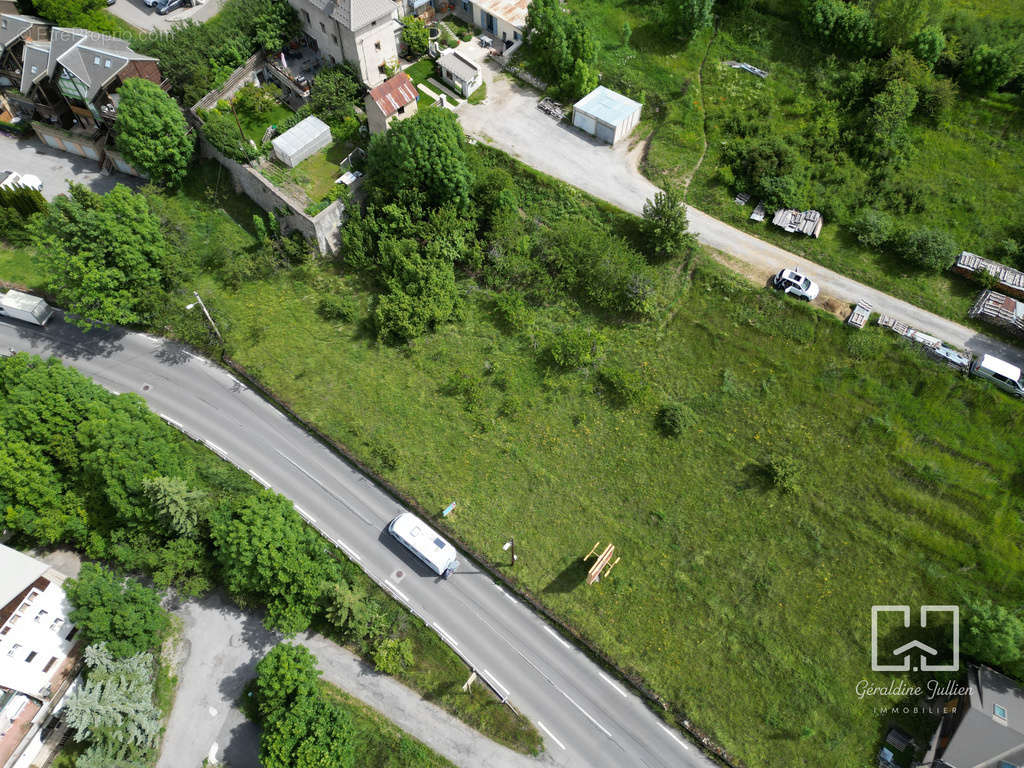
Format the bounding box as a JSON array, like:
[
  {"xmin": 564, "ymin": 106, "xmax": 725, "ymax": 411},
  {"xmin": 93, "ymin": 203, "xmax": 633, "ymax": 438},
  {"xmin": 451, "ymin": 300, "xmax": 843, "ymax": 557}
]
[
  {"xmin": 107, "ymin": 0, "xmax": 226, "ymax": 33},
  {"xmin": 0, "ymin": 136, "xmax": 140, "ymax": 201},
  {"xmin": 456, "ymin": 58, "xmax": 1024, "ymax": 370},
  {"xmin": 0, "ymin": 315, "xmax": 715, "ymax": 768}
]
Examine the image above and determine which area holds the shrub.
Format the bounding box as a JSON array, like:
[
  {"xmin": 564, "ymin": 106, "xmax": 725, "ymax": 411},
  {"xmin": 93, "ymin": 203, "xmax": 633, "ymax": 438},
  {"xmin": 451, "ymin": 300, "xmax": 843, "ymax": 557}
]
[
  {"xmin": 640, "ymin": 185, "xmax": 697, "ymax": 263},
  {"xmin": 962, "ymin": 598, "xmax": 1024, "ymax": 675},
  {"xmin": 850, "ymin": 209, "xmax": 896, "ymax": 250},
  {"xmin": 767, "ymin": 453, "xmax": 803, "ymax": 494},
  {"xmin": 891, "ymin": 225, "xmax": 957, "ymax": 271},
  {"xmin": 494, "ymin": 289, "xmax": 529, "ymax": 332},
  {"xmin": 597, "ymin": 364, "xmax": 647, "ymax": 407},
  {"xmin": 550, "ymin": 327, "xmax": 605, "ymax": 369},
  {"xmin": 372, "ymin": 637, "xmax": 414, "ymax": 675},
  {"xmin": 444, "ymin": 366, "xmax": 485, "ymax": 410},
  {"xmin": 656, "ymin": 402, "xmax": 695, "ymax": 437},
  {"xmin": 317, "ymin": 293, "xmax": 357, "ymax": 323},
  {"xmin": 402, "ymin": 16, "xmax": 429, "ymax": 57}
]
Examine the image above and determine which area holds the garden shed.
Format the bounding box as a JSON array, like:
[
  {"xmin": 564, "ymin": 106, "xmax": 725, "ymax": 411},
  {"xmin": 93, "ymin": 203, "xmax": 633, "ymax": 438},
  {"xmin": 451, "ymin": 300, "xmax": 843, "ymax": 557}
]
[
  {"xmin": 571, "ymin": 86, "xmax": 642, "ymax": 145},
  {"xmin": 272, "ymin": 115, "xmax": 332, "ymax": 168}
]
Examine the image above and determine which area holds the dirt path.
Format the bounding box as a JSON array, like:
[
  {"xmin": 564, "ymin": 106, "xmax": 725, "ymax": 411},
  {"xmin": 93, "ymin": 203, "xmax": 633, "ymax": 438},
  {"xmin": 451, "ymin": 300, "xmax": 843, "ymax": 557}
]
[{"xmin": 682, "ymin": 25, "xmax": 718, "ymax": 193}]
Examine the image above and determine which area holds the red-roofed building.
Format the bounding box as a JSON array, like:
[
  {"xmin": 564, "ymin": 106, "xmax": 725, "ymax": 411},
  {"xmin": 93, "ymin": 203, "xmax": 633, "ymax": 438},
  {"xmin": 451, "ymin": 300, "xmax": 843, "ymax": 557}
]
[{"xmin": 365, "ymin": 71, "xmax": 418, "ymax": 134}]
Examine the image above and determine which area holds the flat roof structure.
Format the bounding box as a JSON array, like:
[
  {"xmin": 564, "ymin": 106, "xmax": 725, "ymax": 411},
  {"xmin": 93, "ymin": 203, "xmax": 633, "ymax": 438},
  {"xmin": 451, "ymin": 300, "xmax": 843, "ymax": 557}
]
[
  {"xmin": 573, "ymin": 86, "xmax": 642, "ymax": 127},
  {"xmin": 0, "ymin": 545, "xmax": 46, "ymax": 610}
]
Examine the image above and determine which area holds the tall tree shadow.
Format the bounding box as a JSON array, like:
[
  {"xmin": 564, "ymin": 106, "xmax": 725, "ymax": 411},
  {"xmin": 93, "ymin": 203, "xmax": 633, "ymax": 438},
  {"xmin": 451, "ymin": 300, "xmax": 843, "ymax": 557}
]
[{"xmin": 543, "ymin": 557, "xmax": 589, "ymax": 594}]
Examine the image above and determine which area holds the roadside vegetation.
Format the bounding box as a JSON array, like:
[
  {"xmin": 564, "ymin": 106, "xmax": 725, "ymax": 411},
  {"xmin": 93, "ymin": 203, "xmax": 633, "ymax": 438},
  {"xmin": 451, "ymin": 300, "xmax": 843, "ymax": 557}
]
[
  {"xmin": 527, "ymin": 0, "xmax": 1024, "ymax": 324},
  {"xmin": 252, "ymin": 643, "xmax": 457, "ymax": 768}
]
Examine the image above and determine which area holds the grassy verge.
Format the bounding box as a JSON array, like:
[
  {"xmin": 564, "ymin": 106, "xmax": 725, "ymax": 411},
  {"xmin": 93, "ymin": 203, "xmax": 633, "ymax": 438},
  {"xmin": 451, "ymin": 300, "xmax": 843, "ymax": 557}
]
[
  {"xmin": 184, "ymin": 149, "xmax": 1024, "ymax": 767},
  {"xmin": 319, "ymin": 682, "xmax": 458, "ymax": 768},
  {"xmin": 237, "ymin": 102, "xmax": 294, "ymax": 145}
]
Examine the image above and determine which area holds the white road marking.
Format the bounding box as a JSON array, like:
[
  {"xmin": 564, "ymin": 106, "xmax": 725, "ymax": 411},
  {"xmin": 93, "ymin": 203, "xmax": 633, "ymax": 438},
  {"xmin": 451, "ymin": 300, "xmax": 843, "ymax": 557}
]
[
  {"xmin": 562, "ymin": 691, "xmax": 613, "ymax": 739},
  {"xmin": 660, "ymin": 723, "xmax": 690, "ymax": 750},
  {"xmin": 294, "ymin": 505, "xmax": 316, "ymax": 523},
  {"xmin": 159, "ymin": 413, "xmax": 183, "ymax": 430},
  {"xmin": 432, "ymin": 621, "xmax": 459, "ymax": 647},
  {"xmin": 598, "ymin": 671, "xmax": 628, "ymax": 698},
  {"xmin": 207, "ymin": 743, "xmax": 219, "ymax": 764},
  {"xmin": 248, "ymin": 470, "xmax": 271, "ymax": 489},
  {"xmin": 483, "ymin": 669, "xmax": 509, "ymax": 698},
  {"xmin": 544, "ymin": 625, "xmax": 572, "ymax": 650},
  {"xmin": 537, "ymin": 721, "xmax": 566, "ymax": 751},
  {"xmin": 207, "ymin": 706, "xmax": 217, "ymax": 716},
  {"xmin": 384, "ymin": 580, "xmax": 409, "ymax": 603},
  {"xmin": 204, "ymin": 440, "xmax": 228, "ymax": 459},
  {"xmin": 334, "ymin": 539, "xmax": 363, "ymax": 562}
]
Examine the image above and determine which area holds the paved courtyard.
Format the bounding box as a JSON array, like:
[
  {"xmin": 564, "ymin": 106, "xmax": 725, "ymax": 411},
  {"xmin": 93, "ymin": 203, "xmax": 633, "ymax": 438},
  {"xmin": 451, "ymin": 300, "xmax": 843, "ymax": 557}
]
[
  {"xmin": 107, "ymin": 0, "xmax": 226, "ymax": 33},
  {"xmin": 0, "ymin": 135, "xmax": 141, "ymax": 201}
]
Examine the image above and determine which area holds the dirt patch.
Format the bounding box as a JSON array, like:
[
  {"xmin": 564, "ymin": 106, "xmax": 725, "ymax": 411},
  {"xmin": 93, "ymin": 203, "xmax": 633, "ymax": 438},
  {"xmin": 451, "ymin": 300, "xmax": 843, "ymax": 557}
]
[{"xmin": 817, "ymin": 296, "xmax": 850, "ymax": 320}]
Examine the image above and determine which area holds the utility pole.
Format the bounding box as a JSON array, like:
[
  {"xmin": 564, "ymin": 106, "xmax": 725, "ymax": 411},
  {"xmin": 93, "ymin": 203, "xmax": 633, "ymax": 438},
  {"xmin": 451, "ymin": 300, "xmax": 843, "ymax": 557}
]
[
  {"xmin": 186, "ymin": 291, "xmax": 223, "ymax": 343},
  {"xmin": 503, "ymin": 537, "xmax": 517, "ymax": 566}
]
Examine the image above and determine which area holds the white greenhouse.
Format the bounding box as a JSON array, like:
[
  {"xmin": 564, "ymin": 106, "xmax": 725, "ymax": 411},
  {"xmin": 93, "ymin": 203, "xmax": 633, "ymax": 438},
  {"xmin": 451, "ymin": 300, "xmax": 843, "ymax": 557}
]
[{"xmin": 271, "ymin": 115, "xmax": 332, "ymax": 168}]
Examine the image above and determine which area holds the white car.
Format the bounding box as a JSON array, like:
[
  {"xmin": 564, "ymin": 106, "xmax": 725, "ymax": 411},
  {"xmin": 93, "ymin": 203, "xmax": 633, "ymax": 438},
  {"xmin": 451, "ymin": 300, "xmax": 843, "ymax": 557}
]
[
  {"xmin": 772, "ymin": 267, "xmax": 819, "ymax": 302},
  {"xmin": 0, "ymin": 170, "xmax": 42, "ymax": 192}
]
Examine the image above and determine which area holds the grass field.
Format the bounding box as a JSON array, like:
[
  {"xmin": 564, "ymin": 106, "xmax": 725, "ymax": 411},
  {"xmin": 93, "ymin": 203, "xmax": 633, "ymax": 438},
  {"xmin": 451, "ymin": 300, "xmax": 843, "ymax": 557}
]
[
  {"xmin": 236, "ymin": 101, "xmax": 294, "ymax": 145},
  {"xmin": 568, "ymin": 0, "xmax": 1024, "ymax": 326},
  {"xmin": 173, "ymin": 151, "xmax": 1024, "ymax": 767}
]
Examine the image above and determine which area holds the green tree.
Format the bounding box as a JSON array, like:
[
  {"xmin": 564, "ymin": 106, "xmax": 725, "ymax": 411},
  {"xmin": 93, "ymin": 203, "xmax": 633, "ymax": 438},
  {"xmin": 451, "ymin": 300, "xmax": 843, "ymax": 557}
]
[
  {"xmin": 911, "ymin": 25, "xmax": 946, "ymax": 67},
  {"xmin": 64, "ymin": 563, "xmax": 171, "ymax": 658},
  {"xmin": 31, "ymin": 0, "xmax": 105, "ymax": 26},
  {"xmin": 567, "ymin": 58, "xmax": 598, "ymax": 100},
  {"xmin": 64, "ymin": 643, "xmax": 162, "ymax": 766},
  {"xmin": 401, "ymin": 15, "xmax": 429, "ymax": 57},
  {"xmin": 366, "ymin": 109, "xmax": 472, "ymax": 210},
  {"xmin": 309, "ymin": 66, "xmax": 358, "ymax": 131},
  {"xmin": 373, "ymin": 237, "xmax": 460, "ymax": 343},
  {"xmin": 255, "ymin": 643, "xmax": 321, "ymax": 719},
  {"xmin": 669, "ymin": 0, "xmax": 714, "ymax": 43},
  {"xmin": 871, "ymin": 0, "xmax": 944, "ymax": 49},
  {"xmin": 213, "ymin": 490, "xmax": 337, "ymax": 634},
  {"xmin": 963, "ymin": 598, "xmax": 1024, "ymax": 673},
  {"xmin": 865, "ymin": 77, "xmax": 919, "ymax": 166},
  {"xmin": 114, "ymin": 78, "xmax": 193, "ymax": 186},
  {"xmin": 891, "ymin": 225, "xmax": 956, "ymax": 271},
  {"xmin": 141, "ymin": 476, "xmax": 204, "ymax": 538},
  {"xmin": 33, "ymin": 184, "xmax": 181, "ymax": 326},
  {"xmin": 640, "ymin": 185, "xmax": 697, "ymax": 263},
  {"xmin": 959, "ymin": 44, "xmax": 1018, "ymax": 93}
]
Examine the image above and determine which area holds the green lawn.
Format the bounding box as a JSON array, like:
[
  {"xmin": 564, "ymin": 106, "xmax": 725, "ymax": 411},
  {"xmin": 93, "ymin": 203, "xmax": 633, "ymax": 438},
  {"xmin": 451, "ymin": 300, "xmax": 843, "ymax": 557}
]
[
  {"xmin": 236, "ymin": 101, "xmax": 294, "ymax": 145},
  {"xmin": 405, "ymin": 58, "xmax": 438, "ymax": 87},
  {"xmin": 182, "ymin": 150, "xmax": 1024, "ymax": 768}
]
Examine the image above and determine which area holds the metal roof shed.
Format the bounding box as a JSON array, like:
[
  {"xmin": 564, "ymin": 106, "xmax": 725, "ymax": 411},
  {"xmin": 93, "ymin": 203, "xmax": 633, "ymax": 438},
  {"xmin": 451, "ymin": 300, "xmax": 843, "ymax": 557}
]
[
  {"xmin": 572, "ymin": 86, "xmax": 642, "ymax": 145},
  {"xmin": 272, "ymin": 115, "xmax": 332, "ymax": 168}
]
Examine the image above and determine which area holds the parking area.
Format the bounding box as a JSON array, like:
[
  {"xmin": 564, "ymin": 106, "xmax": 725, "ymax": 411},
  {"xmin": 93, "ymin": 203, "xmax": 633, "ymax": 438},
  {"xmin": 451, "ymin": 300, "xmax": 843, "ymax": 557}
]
[
  {"xmin": 453, "ymin": 45, "xmax": 657, "ymax": 216},
  {"xmin": 0, "ymin": 135, "xmax": 141, "ymax": 201},
  {"xmin": 106, "ymin": 0, "xmax": 226, "ymax": 32}
]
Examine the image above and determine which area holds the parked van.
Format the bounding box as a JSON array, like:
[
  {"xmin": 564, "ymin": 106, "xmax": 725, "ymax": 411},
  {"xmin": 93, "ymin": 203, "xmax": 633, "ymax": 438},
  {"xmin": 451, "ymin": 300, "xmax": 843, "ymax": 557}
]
[{"xmin": 970, "ymin": 354, "xmax": 1024, "ymax": 397}]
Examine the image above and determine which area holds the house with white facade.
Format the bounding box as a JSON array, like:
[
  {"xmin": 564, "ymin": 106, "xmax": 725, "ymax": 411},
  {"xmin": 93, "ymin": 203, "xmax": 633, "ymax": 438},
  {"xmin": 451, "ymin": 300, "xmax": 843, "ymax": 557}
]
[
  {"xmin": 450, "ymin": 0, "xmax": 527, "ymax": 50},
  {"xmin": 288, "ymin": 0, "xmax": 400, "ymax": 86},
  {"xmin": 0, "ymin": 546, "xmax": 79, "ymax": 768}
]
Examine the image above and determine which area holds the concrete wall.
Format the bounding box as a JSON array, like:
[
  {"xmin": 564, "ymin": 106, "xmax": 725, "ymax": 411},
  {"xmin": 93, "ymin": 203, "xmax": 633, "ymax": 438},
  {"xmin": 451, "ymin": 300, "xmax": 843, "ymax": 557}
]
[
  {"xmin": 197, "ymin": 137, "xmax": 344, "ymax": 255},
  {"xmin": 103, "ymin": 148, "xmax": 146, "ymax": 178},
  {"xmin": 191, "ymin": 51, "xmax": 263, "ymax": 115}
]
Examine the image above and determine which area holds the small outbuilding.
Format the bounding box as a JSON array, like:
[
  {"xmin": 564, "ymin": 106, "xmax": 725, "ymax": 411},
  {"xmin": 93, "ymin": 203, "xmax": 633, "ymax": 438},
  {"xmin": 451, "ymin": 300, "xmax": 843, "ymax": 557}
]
[
  {"xmin": 365, "ymin": 72, "xmax": 418, "ymax": 134},
  {"xmin": 571, "ymin": 86, "xmax": 642, "ymax": 145},
  {"xmin": 437, "ymin": 50, "xmax": 482, "ymax": 99},
  {"xmin": 272, "ymin": 115, "xmax": 332, "ymax": 168}
]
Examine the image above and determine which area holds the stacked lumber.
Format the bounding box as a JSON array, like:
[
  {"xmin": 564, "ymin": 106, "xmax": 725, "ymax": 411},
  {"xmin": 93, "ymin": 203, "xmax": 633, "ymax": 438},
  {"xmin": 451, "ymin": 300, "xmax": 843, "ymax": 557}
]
[
  {"xmin": 953, "ymin": 251, "xmax": 1024, "ymax": 300},
  {"xmin": 968, "ymin": 289, "xmax": 1024, "ymax": 336},
  {"xmin": 771, "ymin": 209, "xmax": 823, "ymax": 238}
]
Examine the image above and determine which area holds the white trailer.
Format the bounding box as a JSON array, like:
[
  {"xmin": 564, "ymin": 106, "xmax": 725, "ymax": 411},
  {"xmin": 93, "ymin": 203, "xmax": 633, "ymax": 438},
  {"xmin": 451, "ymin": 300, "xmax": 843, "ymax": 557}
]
[
  {"xmin": 0, "ymin": 290, "xmax": 53, "ymax": 326},
  {"xmin": 388, "ymin": 512, "xmax": 460, "ymax": 577}
]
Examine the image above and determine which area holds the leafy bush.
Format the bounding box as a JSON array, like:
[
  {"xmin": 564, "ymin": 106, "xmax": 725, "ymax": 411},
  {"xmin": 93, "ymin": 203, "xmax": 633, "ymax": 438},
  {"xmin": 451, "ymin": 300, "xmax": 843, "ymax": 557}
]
[
  {"xmin": 494, "ymin": 289, "xmax": 529, "ymax": 332},
  {"xmin": 597, "ymin": 364, "xmax": 647, "ymax": 407},
  {"xmin": 402, "ymin": 15, "xmax": 429, "ymax": 57},
  {"xmin": 962, "ymin": 597, "xmax": 1024, "ymax": 676},
  {"xmin": 549, "ymin": 327, "xmax": 605, "ymax": 369},
  {"xmin": 656, "ymin": 402, "xmax": 695, "ymax": 437},
  {"xmin": 372, "ymin": 637, "xmax": 415, "ymax": 675},
  {"xmin": 958, "ymin": 44, "xmax": 1017, "ymax": 93},
  {"xmin": 891, "ymin": 225, "xmax": 957, "ymax": 271},
  {"xmin": 444, "ymin": 366, "xmax": 485, "ymax": 410},
  {"xmin": 767, "ymin": 453, "xmax": 803, "ymax": 494},
  {"xmin": 234, "ymin": 82, "xmax": 283, "ymax": 116},
  {"xmin": 309, "ymin": 66, "xmax": 359, "ymax": 132},
  {"xmin": 201, "ymin": 108, "xmax": 261, "ymax": 162},
  {"xmin": 317, "ymin": 293, "xmax": 358, "ymax": 322},
  {"xmin": 851, "ymin": 209, "xmax": 896, "ymax": 249},
  {"xmin": 803, "ymin": 0, "xmax": 879, "ymax": 59}
]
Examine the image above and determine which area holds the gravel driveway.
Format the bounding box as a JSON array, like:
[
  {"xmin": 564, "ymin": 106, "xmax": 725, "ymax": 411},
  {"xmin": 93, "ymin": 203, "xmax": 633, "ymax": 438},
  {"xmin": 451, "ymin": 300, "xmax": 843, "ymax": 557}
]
[{"xmin": 0, "ymin": 135, "xmax": 141, "ymax": 201}]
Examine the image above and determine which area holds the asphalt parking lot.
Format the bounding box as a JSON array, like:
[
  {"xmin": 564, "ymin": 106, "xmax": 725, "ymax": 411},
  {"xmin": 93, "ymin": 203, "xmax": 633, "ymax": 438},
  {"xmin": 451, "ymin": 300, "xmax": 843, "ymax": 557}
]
[
  {"xmin": 0, "ymin": 135, "xmax": 141, "ymax": 201},
  {"xmin": 106, "ymin": 0, "xmax": 225, "ymax": 33}
]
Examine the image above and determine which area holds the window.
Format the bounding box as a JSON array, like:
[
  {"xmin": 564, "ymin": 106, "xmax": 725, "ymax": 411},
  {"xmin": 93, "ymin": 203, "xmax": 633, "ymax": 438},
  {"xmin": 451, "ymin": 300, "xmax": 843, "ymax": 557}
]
[
  {"xmin": 65, "ymin": 627, "xmax": 78, "ymax": 642},
  {"xmin": 994, "ymin": 704, "xmax": 1008, "ymax": 720},
  {"xmin": 302, "ymin": 9, "xmax": 310, "ymax": 23},
  {"xmin": 375, "ymin": 41, "xmax": 381, "ymax": 50},
  {"xmin": 1, "ymin": 20, "xmax": 6, "ymax": 29},
  {"xmin": 7, "ymin": 643, "xmax": 21, "ymax": 657},
  {"xmin": 94, "ymin": 56, "xmax": 101, "ymax": 65},
  {"xmin": 34, "ymin": 610, "xmax": 48, "ymax": 623},
  {"xmin": 462, "ymin": 0, "xmax": 470, "ymax": 10},
  {"xmin": 43, "ymin": 657, "xmax": 57, "ymax": 673},
  {"xmin": 30, "ymin": 65, "xmax": 37, "ymax": 74},
  {"xmin": 8, "ymin": 614, "xmax": 19, "ymax": 626},
  {"xmin": 25, "ymin": 651, "xmax": 36, "ymax": 663},
  {"xmin": 397, "ymin": 105, "xmax": 405, "ymax": 114},
  {"xmin": 332, "ymin": 34, "xmax": 338, "ymax": 45},
  {"xmin": 320, "ymin": 21, "xmax": 325, "ymax": 32},
  {"xmin": 372, "ymin": 19, "xmax": 377, "ymax": 25},
  {"xmin": 26, "ymin": 590, "xmax": 39, "ymax": 604},
  {"xmin": 514, "ymin": 30, "xmax": 521, "ymax": 41},
  {"xmin": 104, "ymin": 59, "xmax": 111, "ymax": 68},
  {"xmin": 378, "ymin": 64, "xmax": 386, "ymax": 74},
  {"xmin": 0, "ymin": 627, "xmax": 8, "ymax": 636},
  {"xmin": 50, "ymin": 618, "xmax": 64, "ymax": 632}
]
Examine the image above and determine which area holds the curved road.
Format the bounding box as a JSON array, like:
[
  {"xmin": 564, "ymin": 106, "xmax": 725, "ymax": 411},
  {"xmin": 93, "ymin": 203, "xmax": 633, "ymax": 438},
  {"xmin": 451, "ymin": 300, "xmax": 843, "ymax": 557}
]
[{"xmin": 0, "ymin": 315, "xmax": 714, "ymax": 768}]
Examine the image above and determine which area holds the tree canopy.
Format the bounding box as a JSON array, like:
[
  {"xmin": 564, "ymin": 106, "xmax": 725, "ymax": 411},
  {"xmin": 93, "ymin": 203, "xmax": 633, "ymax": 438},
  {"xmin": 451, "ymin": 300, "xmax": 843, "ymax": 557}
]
[
  {"xmin": 64, "ymin": 563, "xmax": 171, "ymax": 658},
  {"xmin": 524, "ymin": 0, "xmax": 599, "ymax": 99},
  {"xmin": 33, "ymin": 184, "xmax": 183, "ymax": 327},
  {"xmin": 367, "ymin": 109, "xmax": 472, "ymax": 211},
  {"xmin": 640, "ymin": 186, "xmax": 698, "ymax": 263},
  {"xmin": 309, "ymin": 66, "xmax": 359, "ymax": 132},
  {"xmin": 401, "ymin": 15, "xmax": 429, "ymax": 57},
  {"xmin": 114, "ymin": 78, "xmax": 194, "ymax": 186}
]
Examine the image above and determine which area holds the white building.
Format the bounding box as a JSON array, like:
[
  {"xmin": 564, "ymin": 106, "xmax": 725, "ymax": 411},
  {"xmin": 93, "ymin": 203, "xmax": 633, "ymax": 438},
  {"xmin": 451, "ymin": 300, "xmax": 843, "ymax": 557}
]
[
  {"xmin": 272, "ymin": 114, "xmax": 333, "ymax": 167},
  {"xmin": 289, "ymin": 0, "xmax": 400, "ymax": 86},
  {"xmin": 0, "ymin": 546, "xmax": 79, "ymax": 768},
  {"xmin": 437, "ymin": 49, "xmax": 481, "ymax": 98},
  {"xmin": 450, "ymin": 0, "xmax": 527, "ymax": 50},
  {"xmin": 572, "ymin": 86, "xmax": 642, "ymax": 145}
]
